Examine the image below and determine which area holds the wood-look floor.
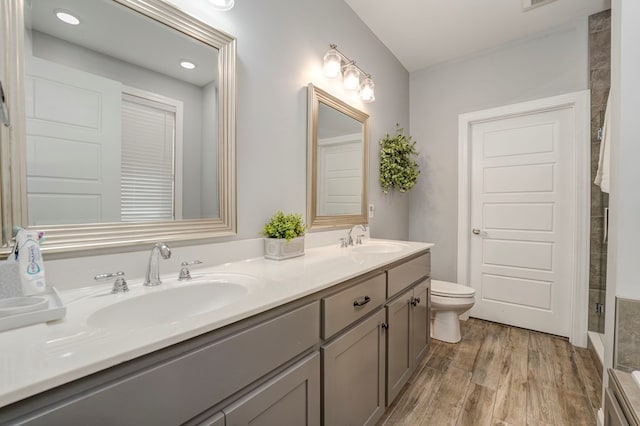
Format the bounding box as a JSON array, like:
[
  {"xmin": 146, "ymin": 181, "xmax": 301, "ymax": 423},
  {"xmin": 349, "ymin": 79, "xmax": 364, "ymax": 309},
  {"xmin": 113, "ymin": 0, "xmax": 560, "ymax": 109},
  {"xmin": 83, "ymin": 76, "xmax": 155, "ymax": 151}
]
[{"xmin": 378, "ymin": 318, "xmax": 602, "ymax": 426}]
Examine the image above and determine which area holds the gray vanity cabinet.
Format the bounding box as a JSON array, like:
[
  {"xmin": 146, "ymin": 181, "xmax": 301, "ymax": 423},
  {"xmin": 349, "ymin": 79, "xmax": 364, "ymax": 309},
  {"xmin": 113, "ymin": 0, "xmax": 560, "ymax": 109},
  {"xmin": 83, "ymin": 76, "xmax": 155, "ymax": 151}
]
[
  {"xmin": 605, "ymin": 388, "xmax": 630, "ymax": 426},
  {"xmin": 223, "ymin": 352, "xmax": 320, "ymax": 426},
  {"xmin": 385, "ymin": 279, "xmax": 430, "ymax": 405},
  {"xmin": 410, "ymin": 279, "xmax": 430, "ymax": 366},
  {"xmin": 0, "ymin": 302, "xmax": 320, "ymax": 426},
  {"xmin": 385, "ymin": 252, "xmax": 431, "ymax": 407},
  {"xmin": 197, "ymin": 412, "xmax": 226, "ymax": 426},
  {"xmin": 322, "ymin": 309, "xmax": 386, "ymax": 426},
  {"xmin": 385, "ymin": 288, "xmax": 413, "ymax": 405},
  {"xmin": 606, "ymin": 369, "xmax": 639, "ymax": 426}
]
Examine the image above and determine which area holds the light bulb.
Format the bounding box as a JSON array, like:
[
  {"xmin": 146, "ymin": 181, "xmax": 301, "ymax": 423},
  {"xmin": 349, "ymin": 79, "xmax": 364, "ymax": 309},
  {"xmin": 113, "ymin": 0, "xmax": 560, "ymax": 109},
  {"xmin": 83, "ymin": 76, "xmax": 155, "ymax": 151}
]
[
  {"xmin": 360, "ymin": 77, "xmax": 375, "ymax": 103},
  {"xmin": 323, "ymin": 49, "xmax": 341, "ymax": 78},
  {"xmin": 343, "ymin": 64, "xmax": 360, "ymax": 91}
]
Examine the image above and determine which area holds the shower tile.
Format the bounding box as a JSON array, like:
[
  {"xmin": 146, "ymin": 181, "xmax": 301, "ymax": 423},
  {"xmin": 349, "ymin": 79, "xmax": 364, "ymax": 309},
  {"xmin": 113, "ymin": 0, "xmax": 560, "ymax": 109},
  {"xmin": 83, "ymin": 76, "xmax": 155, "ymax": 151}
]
[
  {"xmin": 615, "ymin": 298, "xmax": 640, "ymax": 371},
  {"xmin": 589, "ymin": 10, "xmax": 611, "ymax": 34},
  {"xmin": 589, "ymin": 30, "xmax": 611, "ymax": 71},
  {"xmin": 590, "ymin": 216, "xmax": 605, "ymax": 253},
  {"xmin": 589, "ymin": 254, "xmax": 604, "ymax": 290}
]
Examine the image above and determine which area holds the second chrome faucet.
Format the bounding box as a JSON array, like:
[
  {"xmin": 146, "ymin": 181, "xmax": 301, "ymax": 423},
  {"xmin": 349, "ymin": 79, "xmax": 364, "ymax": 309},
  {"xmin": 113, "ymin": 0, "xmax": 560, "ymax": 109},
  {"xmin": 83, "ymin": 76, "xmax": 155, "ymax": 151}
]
[{"xmin": 144, "ymin": 242, "xmax": 171, "ymax": 287}]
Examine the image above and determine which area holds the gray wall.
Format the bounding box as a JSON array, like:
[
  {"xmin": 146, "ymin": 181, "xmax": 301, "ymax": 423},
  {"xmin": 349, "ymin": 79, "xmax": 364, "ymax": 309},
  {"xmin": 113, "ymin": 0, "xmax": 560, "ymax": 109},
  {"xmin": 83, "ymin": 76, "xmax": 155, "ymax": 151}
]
[
  {"xmin": 200, "ymin": 80, "xmax": 219, "ymax": 219},
  {"xmin": 166, "ymin": 0, "xmax": 411, "ymax": 240},
  {"xmin": 408, "ymin": 20, "xmax": 589, "ymax": 281}
]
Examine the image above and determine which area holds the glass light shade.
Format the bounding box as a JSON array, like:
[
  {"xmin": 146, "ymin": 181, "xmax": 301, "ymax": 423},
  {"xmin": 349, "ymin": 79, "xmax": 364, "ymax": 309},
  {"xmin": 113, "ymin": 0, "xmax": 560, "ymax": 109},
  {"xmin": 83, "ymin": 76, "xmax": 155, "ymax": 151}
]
[
  {"xmin": 343, "ymin": 64, "xmax": 360, "ymax": 91},
  {"xmin": 208, "ymin": 0, "xmax": 234, "ymax": 11},
  {"xmin": 360, "ymin": 77, "xmax": 375, "ymax": 103},
  {"xmin": 323, "ymin": 49, "xmax": 342, "ymax": 78}
]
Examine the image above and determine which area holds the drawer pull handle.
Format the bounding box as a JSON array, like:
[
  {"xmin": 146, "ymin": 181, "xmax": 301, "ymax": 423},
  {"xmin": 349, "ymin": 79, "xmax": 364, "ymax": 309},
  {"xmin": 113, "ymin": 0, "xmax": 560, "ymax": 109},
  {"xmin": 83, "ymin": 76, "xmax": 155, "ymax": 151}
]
[
  {"xmin": 381, "ymin": 322, "xmax": 389, "ymax": 330},
  {"xmin": 411, "ymin": 297, "xmax": 421, "ymax": 307},
  {"xmin": 353, "ymin": 296, "xmax": 371, "ymax": 307}
]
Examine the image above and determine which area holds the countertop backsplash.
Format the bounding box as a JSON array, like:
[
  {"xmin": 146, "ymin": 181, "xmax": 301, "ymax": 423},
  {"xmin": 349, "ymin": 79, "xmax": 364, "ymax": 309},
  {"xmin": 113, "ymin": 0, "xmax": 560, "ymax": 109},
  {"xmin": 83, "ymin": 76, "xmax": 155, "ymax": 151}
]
[{"xmin": 43, "ymin": 229, "xmax": 367, "ymax": 291}]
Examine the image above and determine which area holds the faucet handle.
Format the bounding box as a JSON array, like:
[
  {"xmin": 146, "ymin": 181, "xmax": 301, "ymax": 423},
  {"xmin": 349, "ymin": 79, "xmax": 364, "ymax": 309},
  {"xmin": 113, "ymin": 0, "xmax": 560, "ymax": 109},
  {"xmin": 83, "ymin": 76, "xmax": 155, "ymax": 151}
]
[
  {"xmin": 339, "ymin": 238, "xmax": 348, "ymax": 248},
  {"xmin": 355, "ymin": 234, "xmax": 366, "ymax": 245},
  {"xmin": 95, "ymin": 271, "xmax": 129, "ymax": 294},
  {"xmin": 178, "ymin": 260, "xmax": 203, "ymax": 281}
]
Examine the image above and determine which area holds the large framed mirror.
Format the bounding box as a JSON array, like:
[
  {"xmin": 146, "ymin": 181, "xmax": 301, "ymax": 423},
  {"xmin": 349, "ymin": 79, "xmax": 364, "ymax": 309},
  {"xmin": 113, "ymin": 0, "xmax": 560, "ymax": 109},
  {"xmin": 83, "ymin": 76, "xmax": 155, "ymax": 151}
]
[
  {"xmin": 307, "ymin": 84, "xmax": 368, "ymax": 229},
  {"xmin": 0, "ymin": 0, "xmax": 236, "ymax": 254}
]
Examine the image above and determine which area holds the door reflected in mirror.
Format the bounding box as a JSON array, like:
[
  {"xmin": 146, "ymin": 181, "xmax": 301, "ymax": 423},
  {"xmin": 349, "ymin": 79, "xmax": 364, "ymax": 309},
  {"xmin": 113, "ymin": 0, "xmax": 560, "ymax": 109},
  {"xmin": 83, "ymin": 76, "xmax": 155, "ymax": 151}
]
[
  {"xmin": 307, "ymin": 84, "xmax": 368, "ymax": 229},
  {"xmin": 25, "ymin": 0, "xmax": 219, "ymax": 226}
]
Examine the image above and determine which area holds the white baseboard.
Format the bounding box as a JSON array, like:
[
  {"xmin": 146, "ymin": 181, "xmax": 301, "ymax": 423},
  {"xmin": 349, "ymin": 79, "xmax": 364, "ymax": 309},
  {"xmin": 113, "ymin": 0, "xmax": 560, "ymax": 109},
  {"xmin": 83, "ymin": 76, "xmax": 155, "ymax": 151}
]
[{"xmin": 597, "ymin": 408, "xmax": 604, "ymax": 426}]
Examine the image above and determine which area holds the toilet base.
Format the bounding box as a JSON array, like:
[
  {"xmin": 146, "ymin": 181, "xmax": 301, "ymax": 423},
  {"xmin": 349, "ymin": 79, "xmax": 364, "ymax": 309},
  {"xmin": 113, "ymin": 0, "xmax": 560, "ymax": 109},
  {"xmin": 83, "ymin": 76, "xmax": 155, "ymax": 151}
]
[{"xmin": 430, "ymin": 310, "xmax": 463, "ymax": 343}]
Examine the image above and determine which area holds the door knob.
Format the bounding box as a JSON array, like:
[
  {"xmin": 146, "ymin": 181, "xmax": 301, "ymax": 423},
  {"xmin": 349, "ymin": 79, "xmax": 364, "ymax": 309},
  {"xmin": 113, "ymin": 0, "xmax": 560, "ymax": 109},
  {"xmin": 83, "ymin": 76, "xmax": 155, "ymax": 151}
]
[{"xmin": 472, "ymin": 228, "xmax": 487, "ymax": 236}]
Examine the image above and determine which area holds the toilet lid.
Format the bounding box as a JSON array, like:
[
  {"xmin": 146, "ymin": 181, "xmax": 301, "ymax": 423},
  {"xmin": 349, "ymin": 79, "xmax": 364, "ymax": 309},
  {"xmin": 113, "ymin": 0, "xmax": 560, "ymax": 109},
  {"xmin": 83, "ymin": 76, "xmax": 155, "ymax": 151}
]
[{"xmin": 431, "ymin": 280, "xmax": 475, "ymax": 298}]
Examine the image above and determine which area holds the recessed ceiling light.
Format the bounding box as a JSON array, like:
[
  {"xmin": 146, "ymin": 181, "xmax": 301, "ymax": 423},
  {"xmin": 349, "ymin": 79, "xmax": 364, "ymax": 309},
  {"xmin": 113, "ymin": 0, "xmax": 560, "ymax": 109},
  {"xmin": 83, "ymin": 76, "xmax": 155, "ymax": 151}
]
[
  {"xmin": 180, "ymin": 60, "xmax": 196, "ymax": 70},
  {"xmin": 208, "ymin": 0, "xmax": 234, "ymax": 11},
  {"xmin": 55, "ymin": 10, "xmax": 80, "ymax": 25}
]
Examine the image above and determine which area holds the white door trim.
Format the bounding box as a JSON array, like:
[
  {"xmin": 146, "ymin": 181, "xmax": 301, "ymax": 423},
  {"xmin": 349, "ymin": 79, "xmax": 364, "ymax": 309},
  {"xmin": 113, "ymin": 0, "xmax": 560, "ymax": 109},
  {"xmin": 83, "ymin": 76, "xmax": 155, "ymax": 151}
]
[{"xmin": 457, "ymin": 90, "xmax": 590, "ymax": 347}]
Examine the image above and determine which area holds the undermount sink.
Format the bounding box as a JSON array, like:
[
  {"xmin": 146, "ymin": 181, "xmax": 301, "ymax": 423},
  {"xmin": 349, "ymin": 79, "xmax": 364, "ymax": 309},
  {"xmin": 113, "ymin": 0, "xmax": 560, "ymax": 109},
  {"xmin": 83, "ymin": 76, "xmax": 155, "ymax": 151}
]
[
  {"xmin": 350, "ymin": 241, "xmax": 408, "ymax": 254},
  {"xmin": 88, "ymin": 277, "xmax": 253, "ymax": 330}
]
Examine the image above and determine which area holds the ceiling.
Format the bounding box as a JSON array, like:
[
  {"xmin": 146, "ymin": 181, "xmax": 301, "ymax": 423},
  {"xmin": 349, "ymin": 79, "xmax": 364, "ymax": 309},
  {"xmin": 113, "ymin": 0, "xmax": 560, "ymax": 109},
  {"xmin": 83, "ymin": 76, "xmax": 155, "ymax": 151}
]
[{"xmin": 345, "ymin": 0, "xmax": 610, "ymax": 72}]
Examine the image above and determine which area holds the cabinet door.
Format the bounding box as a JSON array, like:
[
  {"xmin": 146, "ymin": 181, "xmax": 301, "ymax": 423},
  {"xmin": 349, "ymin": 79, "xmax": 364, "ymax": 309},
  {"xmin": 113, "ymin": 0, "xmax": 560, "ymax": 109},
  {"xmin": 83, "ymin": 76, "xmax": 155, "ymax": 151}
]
[
  {"xmin": 411, "ymin": 280, "xmax": 430, "ymax": 368},
  {"xmin": 385, "ymin": 289, "xmax": 412, "ymax": 406},
  {"xmin": 604, "ymin": 388, "xmax": 630, "ymax": 426},
  {"xmin": 322, "ymin": 309, "xmax": 386, "ymax": 426},
  {"xmin": 224, "ymin": 352, "xmax": 320, "ymax": 426},
  {"xmin": 197, "ymin": 412, "xmax": 225, "ymax": 426}
]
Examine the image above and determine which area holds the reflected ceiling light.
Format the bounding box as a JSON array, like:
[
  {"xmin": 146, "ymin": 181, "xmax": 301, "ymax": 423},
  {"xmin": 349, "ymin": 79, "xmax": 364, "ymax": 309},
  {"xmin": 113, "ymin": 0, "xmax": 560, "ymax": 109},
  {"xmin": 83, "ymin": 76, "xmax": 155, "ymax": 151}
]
[
  {"xmin": 55, "ymin": 10, "xmax": 80, "ymax": 25},
  {"xmin": 180, "ymin": 60, "xmax": 196, "ymax": 70},
  {"xmin": 321, "ymin": 44, "xmax": 375, "ymax": 102},
  {"xmin": 208, "ymin": 0, "xmax": 235, "ymax": 11}
]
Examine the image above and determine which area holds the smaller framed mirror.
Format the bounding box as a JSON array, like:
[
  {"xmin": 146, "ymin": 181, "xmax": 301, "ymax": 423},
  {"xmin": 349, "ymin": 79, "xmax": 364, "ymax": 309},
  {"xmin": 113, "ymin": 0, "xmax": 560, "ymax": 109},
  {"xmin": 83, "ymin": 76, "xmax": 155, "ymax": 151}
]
[{"xmin": 307, "ymin": 84, "xmax": 369, "ymax": 229}]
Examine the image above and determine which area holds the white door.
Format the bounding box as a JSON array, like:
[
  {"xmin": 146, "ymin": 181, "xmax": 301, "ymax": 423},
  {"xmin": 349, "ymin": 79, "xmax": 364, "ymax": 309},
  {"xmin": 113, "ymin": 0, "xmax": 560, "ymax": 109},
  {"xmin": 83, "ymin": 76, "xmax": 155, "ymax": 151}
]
[
  {"xmin": 317, "ymin": 134, "xmax": 363, "ymax": 216},
  {"xmin": 468, "ymin": 107, "xmax": 574, "ymax": 337},
  {"xmin": 25, "ymin": 56, "xmax": 122, "ymax": 225}
]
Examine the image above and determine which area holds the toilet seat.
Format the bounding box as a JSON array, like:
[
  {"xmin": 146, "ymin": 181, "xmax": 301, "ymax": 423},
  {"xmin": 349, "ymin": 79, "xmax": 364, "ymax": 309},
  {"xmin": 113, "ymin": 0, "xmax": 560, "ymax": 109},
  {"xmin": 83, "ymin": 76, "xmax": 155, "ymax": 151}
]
[{"xmin": 431, "ymin": 280, "xmax": 475, "ymax": 298}]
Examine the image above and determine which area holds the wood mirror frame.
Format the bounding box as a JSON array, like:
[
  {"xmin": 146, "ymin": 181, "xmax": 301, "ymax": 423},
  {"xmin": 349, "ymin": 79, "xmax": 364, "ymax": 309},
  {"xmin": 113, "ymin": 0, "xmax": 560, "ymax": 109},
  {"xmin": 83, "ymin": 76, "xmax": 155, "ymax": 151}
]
[{"xmin": 307, "ymin": 83, "xmax": 369, "ymax": 230}]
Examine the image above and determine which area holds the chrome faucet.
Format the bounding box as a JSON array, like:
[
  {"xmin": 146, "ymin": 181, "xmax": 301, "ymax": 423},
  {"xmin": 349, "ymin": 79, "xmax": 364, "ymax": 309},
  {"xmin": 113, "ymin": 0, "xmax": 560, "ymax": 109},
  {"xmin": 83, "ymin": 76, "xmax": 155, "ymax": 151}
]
[
  {"xmin": 144, "ymin": 242, "xmax": 171, "ymax": 287},
  {"xmin": 347, "ymin": 224, "xmax": 368, "ymax": 246}
]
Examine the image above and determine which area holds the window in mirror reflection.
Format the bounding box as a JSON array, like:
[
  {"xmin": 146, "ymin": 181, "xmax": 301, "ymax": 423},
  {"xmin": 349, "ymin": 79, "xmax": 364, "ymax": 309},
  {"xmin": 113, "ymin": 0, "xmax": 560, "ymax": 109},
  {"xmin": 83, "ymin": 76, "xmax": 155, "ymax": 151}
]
[
  {"xmin": 25, "ymin": 0, "xmax": 219, "ymax": 226},
  {"xmin": 316, "ymin": 102, "xmax": 364, "ymax": 216}
]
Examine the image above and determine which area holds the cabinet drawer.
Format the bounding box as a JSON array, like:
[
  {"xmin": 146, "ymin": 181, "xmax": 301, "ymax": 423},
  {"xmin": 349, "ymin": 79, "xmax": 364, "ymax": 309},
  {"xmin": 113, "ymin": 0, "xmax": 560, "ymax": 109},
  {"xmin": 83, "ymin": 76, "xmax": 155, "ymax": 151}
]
[
  {"xmin": 387, "ymin": 253, "xmax": 430, "ymax": 298},
  {"xmin": 322, "ymin": 273, "xmax": 386, "ymax": 339},
  {"xmin": 5, "ymin": 302, "xmax": 320, "ymax": 426}
]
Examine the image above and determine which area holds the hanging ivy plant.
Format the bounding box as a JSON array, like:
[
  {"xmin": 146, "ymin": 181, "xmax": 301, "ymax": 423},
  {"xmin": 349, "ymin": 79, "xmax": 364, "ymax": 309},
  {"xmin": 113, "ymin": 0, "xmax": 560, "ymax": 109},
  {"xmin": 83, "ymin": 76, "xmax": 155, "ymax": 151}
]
[{"xmin": 379, "ymin": 125, "xmax": 420, "ymax": 194}]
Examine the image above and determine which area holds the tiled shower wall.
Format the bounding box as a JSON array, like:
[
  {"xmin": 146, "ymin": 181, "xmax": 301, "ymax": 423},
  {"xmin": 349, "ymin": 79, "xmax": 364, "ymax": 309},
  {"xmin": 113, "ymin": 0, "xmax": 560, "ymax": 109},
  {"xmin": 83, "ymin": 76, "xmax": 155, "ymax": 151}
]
[{"xmin": 588, "ymin": 10, "xmax": 610, "ymax": 334}]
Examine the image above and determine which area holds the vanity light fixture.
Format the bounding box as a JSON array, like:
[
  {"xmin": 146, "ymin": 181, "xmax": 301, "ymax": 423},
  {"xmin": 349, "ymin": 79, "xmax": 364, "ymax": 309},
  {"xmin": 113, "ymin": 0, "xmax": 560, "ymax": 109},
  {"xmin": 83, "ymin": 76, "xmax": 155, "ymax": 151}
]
[
  {"xmin": 322, "ymin": 44, "xmax": 375, "ymax": 103},
  {"xmin": 55, "ymin": 10, "xmax": 80, "ymax": 25},
  {"xmin": 208, "ymin": 0, "xmax": 235, "ymax": 11},
  {"xmin": 180, "ymin": 60, "xmax": 196, "ymax": 70}
]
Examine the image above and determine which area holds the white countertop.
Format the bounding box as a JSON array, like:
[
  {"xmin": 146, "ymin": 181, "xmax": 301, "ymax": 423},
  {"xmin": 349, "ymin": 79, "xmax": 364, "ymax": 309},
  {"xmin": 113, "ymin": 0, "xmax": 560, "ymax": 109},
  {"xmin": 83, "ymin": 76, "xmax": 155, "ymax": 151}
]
[{"xmin": 0, "ymin": 238, "xmax": 432, "ymax": 407}]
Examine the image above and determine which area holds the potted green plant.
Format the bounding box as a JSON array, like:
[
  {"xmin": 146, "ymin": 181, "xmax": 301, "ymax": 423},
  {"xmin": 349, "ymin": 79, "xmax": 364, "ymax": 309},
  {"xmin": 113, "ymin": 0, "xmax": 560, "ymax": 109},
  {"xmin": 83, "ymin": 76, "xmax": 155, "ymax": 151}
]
[
  {"xmin": 379, "ymin": 125, "xmax": 420, "ymax": 194},
  {"xmin": 261, "ymin": 211, "xmax": 306, "ymax": 260}
]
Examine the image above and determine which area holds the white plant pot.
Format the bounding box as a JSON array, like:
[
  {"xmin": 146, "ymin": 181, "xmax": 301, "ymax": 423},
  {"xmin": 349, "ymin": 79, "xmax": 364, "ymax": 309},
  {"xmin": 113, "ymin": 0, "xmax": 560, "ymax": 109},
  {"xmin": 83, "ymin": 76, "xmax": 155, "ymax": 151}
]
[{"xmin": 264, "ymin": 236, "xmax": 305, "ymax": 260}]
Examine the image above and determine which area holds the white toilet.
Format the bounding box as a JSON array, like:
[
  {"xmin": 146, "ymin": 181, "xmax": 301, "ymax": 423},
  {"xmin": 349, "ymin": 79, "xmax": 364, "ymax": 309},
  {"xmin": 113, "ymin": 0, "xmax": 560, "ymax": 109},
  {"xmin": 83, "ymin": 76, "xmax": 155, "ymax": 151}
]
[{"xmin": 430, "ymin": 280, "xmax": 476, "ymax": 343}]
